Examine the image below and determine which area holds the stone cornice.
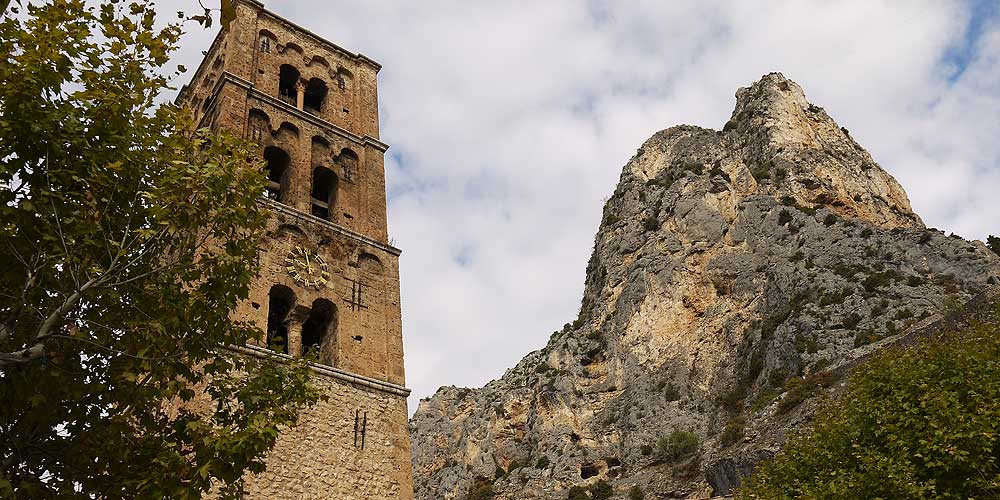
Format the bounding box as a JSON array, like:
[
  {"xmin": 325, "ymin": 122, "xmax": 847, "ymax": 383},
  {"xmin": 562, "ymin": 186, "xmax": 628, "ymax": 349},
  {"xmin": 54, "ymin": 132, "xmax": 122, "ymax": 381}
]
[
  {"xmin": 230, "ymin": 343, "xmax": 411, "ymax": 397},
  {"xmin": 260, "ymin": 198, "xmax": 402, "ymax": 257}
]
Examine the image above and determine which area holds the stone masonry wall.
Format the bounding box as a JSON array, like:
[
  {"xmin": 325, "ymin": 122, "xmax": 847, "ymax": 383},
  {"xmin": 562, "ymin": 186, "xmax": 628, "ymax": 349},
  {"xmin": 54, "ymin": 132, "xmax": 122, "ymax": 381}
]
[
  {"xmin": 175, "ymin": 1, "xmax": 413, "ymax": 498},
  {"xmin": 239, "ymin": 364, "xmax": 413, "ymax": 500},
  {"xmin": 179, "ymin": 0, "xmax": 388, "ymax": 242},
  {"xmin": 171, "ymin": 354, "xmax": 414, "ymax": 500},
  {"xmin": 233, "ymin": 204, "xmax": 406, "ymax": 386}
]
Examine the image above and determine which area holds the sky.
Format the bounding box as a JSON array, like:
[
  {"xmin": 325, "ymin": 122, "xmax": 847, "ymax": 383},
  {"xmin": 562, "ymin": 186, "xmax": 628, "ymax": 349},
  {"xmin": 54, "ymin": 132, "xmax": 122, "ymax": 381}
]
[{"xmin": 160, "ymin": 0, "xmax": 1000, "ymax": 414}]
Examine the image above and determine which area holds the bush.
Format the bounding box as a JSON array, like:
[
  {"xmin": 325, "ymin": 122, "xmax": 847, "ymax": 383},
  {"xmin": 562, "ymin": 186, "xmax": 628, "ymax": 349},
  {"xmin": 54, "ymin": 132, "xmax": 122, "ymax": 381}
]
[
  {"xmin": 640, "ymin": 444, "xmax": 653, "ymax": 456},
  {"xmin": 778, "ymin": 209, "xmax": 793, "ymax": 226},
  {"xmin": 467, "ymin": 477, "xmax": 495, "ymax": 500},
  {"xmin": 717, "ymin": 386, "xmax": 746, "ymax": 414},
  {"xmin": 663, "ymin": 383, "xmax": 681, "ymax": 402},
  {"xmin": 862, "ymin": 271, "xmax": 896, "ymax": 294},
  {"xmin": 751, "ymin": 164, "xmax": 771, "ymax": 181},
  {"xmin": 720, "ymin": 416, "xmax": 746, "ymax": 447},
  {"xmin": 566, "ymin": 486, "xmax": 589, "ymax": 500},
  {"xmin": 656, "ymin": 430, "xmax": 700, "ymax": 462},
  {"xmin": 589, "ymin": 480, "xmax": 613, "ymax": 500},
  {"xmin": 737, "ymin": 302, "xmax": 1000, "ymax": 500},
  {"xmin": 842, "ymin": 312, "xmax": 862, "ymax": 330},
  {"xmin": 642, "ymin": 217, "xmax": 660, "ymax": 232},
  {"xmin": 853, "ymin": 328, "xmax": 879, "ymax": 348},
  {"xmin": 628, "ymin": 485, "xmax": 645, "ymax": 500},
  {"xmin": 989, "ymin": 235, "xmax": 1000, "ymax": 256},
  {"xmin": 776, "ymin": 371, "xmax": 838, "ymax": 414}
]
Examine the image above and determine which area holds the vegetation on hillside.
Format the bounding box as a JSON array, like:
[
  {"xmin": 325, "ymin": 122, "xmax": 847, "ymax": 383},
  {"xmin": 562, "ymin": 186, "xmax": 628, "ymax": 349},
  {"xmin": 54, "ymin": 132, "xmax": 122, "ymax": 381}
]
[
  {"xmin": 0, "ymin": 1, "xmax": 318, "ymax": 497},
  {"xmin": 736, "ymin": 299, "xmax": 1000, "ymax": 499}
]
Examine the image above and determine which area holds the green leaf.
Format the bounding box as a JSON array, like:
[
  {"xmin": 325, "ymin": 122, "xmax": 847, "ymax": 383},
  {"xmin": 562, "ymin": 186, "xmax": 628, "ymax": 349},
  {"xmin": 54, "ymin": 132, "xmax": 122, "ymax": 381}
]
[{"xmin": 220, "ymin": 0, "xmax": 236, "ymax": 30}]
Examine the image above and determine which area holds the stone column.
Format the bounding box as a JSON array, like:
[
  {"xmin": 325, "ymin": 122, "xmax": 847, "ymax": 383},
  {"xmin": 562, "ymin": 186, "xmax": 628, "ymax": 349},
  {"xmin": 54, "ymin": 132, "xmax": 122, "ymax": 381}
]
[
  {"xmin": 287, "ymin": 305, "xmax": 311, "ymax": 357},
  {"xmin": 295, "ymin": 80, "xmax": 305, "ymax": 110}
]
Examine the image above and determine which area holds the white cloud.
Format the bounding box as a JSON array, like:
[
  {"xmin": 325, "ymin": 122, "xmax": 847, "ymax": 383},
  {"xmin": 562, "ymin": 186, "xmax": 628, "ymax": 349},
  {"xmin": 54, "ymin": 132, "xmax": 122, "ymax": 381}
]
[{"xmin": 161, "ymin": 0, "xmax": 1000, "ymax": 413}]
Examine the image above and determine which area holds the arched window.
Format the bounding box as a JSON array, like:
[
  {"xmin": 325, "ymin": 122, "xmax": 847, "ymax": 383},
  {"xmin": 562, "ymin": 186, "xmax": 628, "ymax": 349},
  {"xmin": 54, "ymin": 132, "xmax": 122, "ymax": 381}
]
[
  {"xmin": 303, "ymin": 78, "xmax": 328, "ymax": 114},
  {"xmin": 336, "ymin": 148, "xmax": 359, "ymax": 183},
  {"xmin": 335, "ymin": 67, "xmax": 353, "ymax": 91},
  {"xmin": 301, "ymin": 298, "xmax": 336, "ymax": 363},
  {"xmin": 263, "ymin": 146, "xmax": 291, "ymax": 202},
  {"xmin": 259, "ymin": 30, "xmax": 276, "ymax": 54},
  {"xmin": 311, "ymin": 135, "xmax": 331, "ymax": 164},
  {"xmin": 311, "ymin": 166, "xmax": 338, "ymax": 220},
  {"xmin": 248, "ymin": 109, "xmax": 270, "ymax": 143},
  {"xmin": 278, "ymin": 64, "xmax": 300, "ymax": 105},
  {"xmin": 359, "ymin": 252, "xmax": 383, "ymax": 276},
  {"xmin": 266, "ymin": 285, "xmax": 295, "ymax": 354}
]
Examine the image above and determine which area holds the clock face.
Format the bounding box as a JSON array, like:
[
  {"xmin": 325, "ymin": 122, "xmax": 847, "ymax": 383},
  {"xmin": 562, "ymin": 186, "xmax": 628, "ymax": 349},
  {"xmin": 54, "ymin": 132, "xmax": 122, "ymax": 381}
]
[{"xmin": 284, "ymin": 246, "xmax": 330, "ymax": 289}]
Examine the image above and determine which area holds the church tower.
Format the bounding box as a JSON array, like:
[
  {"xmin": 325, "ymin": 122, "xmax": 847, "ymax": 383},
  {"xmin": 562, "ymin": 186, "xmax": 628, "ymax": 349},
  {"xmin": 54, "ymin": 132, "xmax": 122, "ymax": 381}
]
[{"xmin": 177, "ymin": 1, "xmax": 413, "ymax": 498}]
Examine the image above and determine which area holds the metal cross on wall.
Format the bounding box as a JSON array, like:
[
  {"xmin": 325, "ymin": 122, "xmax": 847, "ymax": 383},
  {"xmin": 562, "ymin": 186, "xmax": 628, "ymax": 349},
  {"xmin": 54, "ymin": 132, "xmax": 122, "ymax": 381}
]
[
  {"xmin": 353, "ymin": 409, "xmax": 368, "ymax": 449},
  {"xmin": 346, "ymin": 278, "xmax": 368, "ymax": 311}
]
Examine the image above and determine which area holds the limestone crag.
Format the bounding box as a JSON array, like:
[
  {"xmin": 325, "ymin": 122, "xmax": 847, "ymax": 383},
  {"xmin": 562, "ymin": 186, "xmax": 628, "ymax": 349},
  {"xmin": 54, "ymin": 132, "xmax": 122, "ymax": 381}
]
[{"xmin": 409, "ymin": 73, "xmax": 1000, "ymax": 499}]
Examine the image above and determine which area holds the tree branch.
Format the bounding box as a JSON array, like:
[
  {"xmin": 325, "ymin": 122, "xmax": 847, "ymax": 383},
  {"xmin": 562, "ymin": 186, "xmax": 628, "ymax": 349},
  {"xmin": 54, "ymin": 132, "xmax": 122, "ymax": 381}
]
[
  {"xmin": 0, "ymin": 343, "xmax": 45, "ymax": 367},
  {"xmin": 0, "ymin": 276, "xmax": 99, "ymax": 369}
]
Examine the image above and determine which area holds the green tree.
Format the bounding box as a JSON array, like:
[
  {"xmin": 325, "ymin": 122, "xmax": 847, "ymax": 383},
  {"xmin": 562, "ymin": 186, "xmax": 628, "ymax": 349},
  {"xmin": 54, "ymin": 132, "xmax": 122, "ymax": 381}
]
[
  {"xmin": 988, "ymin": 234, "xmax": 1000, "ymax": 256},
  {"xmin": 737, "ymin": 301, "xmax": 1000, "ymax": 500},
  {"xmin": 0, "ymin": 1, "xmax": 319, "ymax": 498}
]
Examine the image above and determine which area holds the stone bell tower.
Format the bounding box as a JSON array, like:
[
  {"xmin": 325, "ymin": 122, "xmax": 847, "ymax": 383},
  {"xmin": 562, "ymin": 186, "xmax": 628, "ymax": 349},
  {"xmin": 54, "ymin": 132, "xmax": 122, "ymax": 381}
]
[{"xmin": 177, "ymin": 1, "xmax": 413, "ymax": 498}]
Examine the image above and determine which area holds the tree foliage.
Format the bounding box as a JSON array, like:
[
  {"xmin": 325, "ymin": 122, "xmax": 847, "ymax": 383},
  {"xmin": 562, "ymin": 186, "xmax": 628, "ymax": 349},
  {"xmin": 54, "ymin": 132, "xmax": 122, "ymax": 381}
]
[
  {"xmin": 655, "ymin": 430, "xmax": 699, "ymax": 462},
  {"xmin": 566, "ymin": 485, "xmax": 589, "ymax": 500},
  {"xmin": 0, "ymin": 1, "xmax": 319, "ymax": 498},
  {"xmin": 737, "ymin": 301, "xmax": 1000, "ymax": 500}
]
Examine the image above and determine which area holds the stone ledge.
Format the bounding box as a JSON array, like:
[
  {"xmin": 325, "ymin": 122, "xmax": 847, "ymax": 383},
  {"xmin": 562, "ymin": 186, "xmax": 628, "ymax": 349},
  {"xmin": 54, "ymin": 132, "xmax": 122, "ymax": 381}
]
[
  {"xmin": 259, "ymin": 197, "xmax": 402, "ymax": 256},
  {"xmin": 229, "ymin": 343, "xmax": 411, "ymax": 397}
]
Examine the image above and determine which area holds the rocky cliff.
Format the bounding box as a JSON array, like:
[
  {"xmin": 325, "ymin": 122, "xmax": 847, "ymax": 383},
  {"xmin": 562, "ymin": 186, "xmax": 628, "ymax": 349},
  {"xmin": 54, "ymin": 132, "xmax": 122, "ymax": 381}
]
[{"xmin": 409, "ymin": 73, "xmax": 1000, "ymax": 500}]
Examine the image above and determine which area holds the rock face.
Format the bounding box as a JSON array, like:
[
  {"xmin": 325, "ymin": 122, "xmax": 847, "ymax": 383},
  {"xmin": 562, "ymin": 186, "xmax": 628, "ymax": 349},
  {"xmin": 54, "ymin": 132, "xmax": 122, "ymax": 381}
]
[{"xmin": 409, "ymin": 73, "xmax": 1000, "ymax": 499}]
